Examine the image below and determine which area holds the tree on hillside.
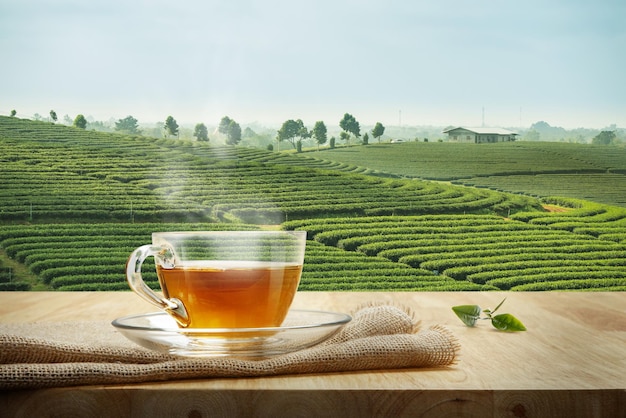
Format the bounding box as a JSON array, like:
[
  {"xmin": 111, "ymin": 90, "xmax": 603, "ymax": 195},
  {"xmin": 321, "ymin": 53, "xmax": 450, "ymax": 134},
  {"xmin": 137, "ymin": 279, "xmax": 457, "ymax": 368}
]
[
  {"xmin": 243, "ymin": 127, "xmax": 256, "ymax": 138},
  {"xmin": 362, "ymin": 132, "xmax": 369, "ymax": 145},
  {"xmin": 277, "ymin": 119, "xmax": 306, "ymax": 149},
  {"xmin": 592, "ymin": 131, "xmax": 616, "ymax": 145},
  {"xmin": 529, "ymin": 120, "xmax": 567, "ymax": 141},
  {"xmin": 372, "ymin": 122, "xmax": 385, "ymax": 143},
  {"xmin": 339, "ymin": 113, "xmax": 361, "ymax": 143},
  {"xmin": 218, "ymin": 116, "xmax": 233, "ymax": 135},
  {"xmin": 217, "ymin": 116, "xmax": 242, "ymax": 144},
  {"xmin": 226, "ymin": 120, "xmax": 242, "ymax": 145},
  {"xmin": 115, "ymin": 115, "xmax": 141, "ymax": 134},
  {"xmin": 312, "ymin": 121, "xmax": 328, "ymax": 150},
  {"xmin": 49, "ymin": 110, "xmax": 58, "ymax": 123},
  {"xmin": 523, "ymin": 129, "xmax": 540, "ymax": 141},
  {"xmin": 164, "ymin": 116, "xmax": 179, "ymax": 138},
  {"xmin": 194, "ymin": 123, "xmax": 209, "ymax": 141},
  {"xmin": 10, "ymin": 110, "xmax": 16, "ymax": 117},
  {"xmin": 296, "ymin": 119, "xmax": 310, "ymax": 152},
  {"xmin": 73, "ymin": 114, "xmax": 87, "ymax": 129}
]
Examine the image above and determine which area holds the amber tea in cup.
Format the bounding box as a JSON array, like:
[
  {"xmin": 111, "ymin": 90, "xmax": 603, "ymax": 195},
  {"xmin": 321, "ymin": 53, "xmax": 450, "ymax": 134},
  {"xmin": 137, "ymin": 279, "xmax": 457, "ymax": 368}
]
[{"xmin": 126, "ymin": 231, "xmax": 306, "ymax": 328}]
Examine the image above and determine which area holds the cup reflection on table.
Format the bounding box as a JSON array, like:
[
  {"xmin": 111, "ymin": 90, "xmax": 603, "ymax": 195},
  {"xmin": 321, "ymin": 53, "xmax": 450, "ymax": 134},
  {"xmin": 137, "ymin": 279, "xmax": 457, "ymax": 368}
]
[{"xmin": 126, "ymin": 231, "xmax": 306, "ymax": 329}]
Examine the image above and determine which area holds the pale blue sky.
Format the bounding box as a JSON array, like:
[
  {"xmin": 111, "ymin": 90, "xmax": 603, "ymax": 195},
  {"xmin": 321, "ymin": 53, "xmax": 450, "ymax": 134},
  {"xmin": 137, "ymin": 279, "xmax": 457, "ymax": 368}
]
[{"xmin": 1, "ymin": 0, "xmax": 624, "ymax": 129}]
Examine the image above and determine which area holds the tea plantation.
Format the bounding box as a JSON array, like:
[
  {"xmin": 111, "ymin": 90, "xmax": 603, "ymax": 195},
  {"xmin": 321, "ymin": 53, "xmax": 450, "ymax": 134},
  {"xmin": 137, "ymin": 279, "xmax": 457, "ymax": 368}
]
[{"xmin": 1, "ymin": 116, "xmax": 625, "ymax": 291}]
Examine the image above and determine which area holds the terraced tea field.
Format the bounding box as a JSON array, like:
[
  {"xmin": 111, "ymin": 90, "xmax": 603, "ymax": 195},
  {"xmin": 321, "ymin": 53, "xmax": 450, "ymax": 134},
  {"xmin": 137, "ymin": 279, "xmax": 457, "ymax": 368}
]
[
  {"xmin": 0, "ymin": 117, "xmax": 536, "ymax": 224},
  {"xmin": 285, "ymin": 213, "xmax": 626, "ymax": 291},
  {"xmin": 1, "ymin": 116, "xmax": 625, "ymax": 291}
]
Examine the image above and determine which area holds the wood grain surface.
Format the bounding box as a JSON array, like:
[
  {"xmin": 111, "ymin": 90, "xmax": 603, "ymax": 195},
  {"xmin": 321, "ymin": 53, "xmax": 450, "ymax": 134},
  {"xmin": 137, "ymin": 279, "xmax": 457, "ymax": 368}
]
[{"xmin": 1, "ymin": 291, "xmax": 625, "ymax": 417}]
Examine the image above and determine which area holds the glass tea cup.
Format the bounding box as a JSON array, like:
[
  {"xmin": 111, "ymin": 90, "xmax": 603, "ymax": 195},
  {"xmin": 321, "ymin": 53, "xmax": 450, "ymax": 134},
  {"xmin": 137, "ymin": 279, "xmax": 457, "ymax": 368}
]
[{"xmin": 126, "ymin": 231, "xmax": 307, "ymax": 329}]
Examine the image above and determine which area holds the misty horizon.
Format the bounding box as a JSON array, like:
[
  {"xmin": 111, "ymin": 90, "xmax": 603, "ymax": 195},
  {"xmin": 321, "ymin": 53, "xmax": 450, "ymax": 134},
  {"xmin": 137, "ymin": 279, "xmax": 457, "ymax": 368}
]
[{"xmin": 12, "ymin": 109, "xmax": 622, "ymax": 135}]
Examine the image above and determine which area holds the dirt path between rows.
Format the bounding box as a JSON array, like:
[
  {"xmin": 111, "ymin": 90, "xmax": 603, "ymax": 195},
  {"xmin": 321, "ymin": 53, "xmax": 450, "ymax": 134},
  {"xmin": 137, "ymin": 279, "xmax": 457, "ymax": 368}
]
[{"xmin": 542, "ymin": 204, "xmax": 573, "ymax": 213}]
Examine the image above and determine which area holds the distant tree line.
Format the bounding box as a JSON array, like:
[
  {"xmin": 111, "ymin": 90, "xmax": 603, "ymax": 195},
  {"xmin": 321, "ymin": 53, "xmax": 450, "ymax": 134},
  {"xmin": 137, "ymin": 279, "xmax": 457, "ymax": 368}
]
[
  {"xmin": 592, "ymin": 131, "xmax": 617, "ymax": 145},
  {"xmin": 274, "ymin": 113, "xmax": 386, "ymax": 152},
  {"xmin": 8, "ymin": 108, "xmax": 389, "ymax": 149},
  {"xmin": 522, "ymin": 121, "xmax": 624, "ymax": 144},
  {"xmin": 13, "ymin": 108, "xmax": 622, "ymax": 147}
]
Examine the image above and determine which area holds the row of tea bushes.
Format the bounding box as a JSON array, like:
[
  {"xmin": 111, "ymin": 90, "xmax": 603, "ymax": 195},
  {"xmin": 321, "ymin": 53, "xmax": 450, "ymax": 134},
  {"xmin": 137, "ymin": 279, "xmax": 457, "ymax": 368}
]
[
  {"xmin": 458, "ymin": 173, "xmax": 626, "ymax": 208},
  {"xmin": 283, "ymin": 214, "xmax": 626, "ymax": 291},
  {"xmin": 0, "ymin": 166, "xmax": 212, "ymax": 223},
  {"xmin": 0, "ymin": 259, "xmax": 29, "ymax": 290}
]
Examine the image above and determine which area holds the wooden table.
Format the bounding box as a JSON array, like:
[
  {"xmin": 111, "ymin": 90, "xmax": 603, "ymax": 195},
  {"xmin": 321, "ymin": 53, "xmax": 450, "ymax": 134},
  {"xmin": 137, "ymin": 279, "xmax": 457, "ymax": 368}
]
[{"xmin": 1, "ymin": 291, "xmax": 625, "ymax": 417}]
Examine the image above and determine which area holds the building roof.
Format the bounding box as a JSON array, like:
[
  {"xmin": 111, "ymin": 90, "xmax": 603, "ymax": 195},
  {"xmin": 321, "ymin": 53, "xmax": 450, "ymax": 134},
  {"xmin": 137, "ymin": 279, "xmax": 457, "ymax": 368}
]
[{"xmin": 443, "ymin": 127, "xmax": 518, "ymax": 135}]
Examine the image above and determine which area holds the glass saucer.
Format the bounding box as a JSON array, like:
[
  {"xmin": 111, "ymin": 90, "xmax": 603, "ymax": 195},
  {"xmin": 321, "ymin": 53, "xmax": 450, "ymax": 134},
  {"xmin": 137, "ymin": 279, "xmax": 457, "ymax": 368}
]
[{"xmin": 112, "ymin": 309, "xmax": 351, "ymax": 358}]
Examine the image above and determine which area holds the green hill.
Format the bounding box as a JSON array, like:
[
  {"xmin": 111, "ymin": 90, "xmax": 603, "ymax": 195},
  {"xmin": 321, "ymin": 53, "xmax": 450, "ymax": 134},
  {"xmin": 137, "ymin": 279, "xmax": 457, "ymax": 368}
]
[
  {"xmin": 1, "ymin": 116, "xmax": 625, "ymax": 291},
  {"xmin": 304, "ymin": 141, "xmax": 626, "ymax": 207}
]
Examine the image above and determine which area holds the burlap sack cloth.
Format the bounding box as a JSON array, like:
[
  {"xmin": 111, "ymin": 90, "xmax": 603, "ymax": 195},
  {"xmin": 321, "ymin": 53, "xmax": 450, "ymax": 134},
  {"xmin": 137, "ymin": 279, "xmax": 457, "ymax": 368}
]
[{"xmin": 0, "ymin": 304, "xmax": 459, "ymax": 390}]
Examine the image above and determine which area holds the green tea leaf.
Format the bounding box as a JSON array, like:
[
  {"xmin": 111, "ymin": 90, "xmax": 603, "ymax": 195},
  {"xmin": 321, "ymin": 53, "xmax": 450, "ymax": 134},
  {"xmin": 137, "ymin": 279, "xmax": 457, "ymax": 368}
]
[
  {"xmin": 491, "ymin": 313, "xmax": 527, "ymax": 332},
  {"xmin": 452, "ymin": 305, "xmax": 481, "ymax": 327}
]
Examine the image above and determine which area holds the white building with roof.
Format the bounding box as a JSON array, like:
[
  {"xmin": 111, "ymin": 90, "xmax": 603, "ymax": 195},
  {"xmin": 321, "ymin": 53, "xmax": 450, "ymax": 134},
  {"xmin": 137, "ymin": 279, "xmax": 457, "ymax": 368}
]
[{"xmin": 443, "ymin": 127, "xmax": 518, "ymax": 143}]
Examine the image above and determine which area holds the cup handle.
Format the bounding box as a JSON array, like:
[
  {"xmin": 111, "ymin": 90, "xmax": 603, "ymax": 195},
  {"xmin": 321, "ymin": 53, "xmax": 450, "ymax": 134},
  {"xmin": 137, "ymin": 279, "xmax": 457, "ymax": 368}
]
[{"xmin": 126, "ymin": 244, "xmax": 190, "ymax": 327}]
